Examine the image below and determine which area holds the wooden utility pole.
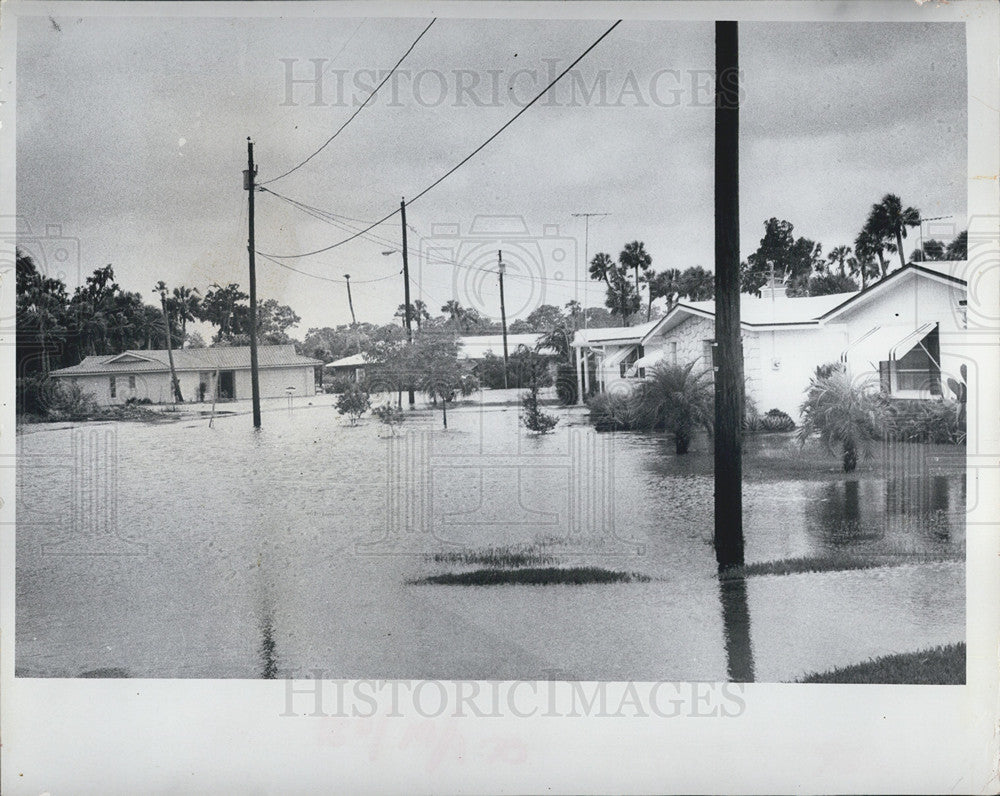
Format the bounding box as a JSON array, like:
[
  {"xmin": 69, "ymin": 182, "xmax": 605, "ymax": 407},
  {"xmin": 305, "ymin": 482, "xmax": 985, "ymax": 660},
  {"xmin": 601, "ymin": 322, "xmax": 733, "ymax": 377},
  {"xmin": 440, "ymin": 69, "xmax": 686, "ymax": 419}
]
[
  {"xmin": 343, "ymin": 274, "xmax": 357, "ymax": 325},
  {"xmin": 713, "ymin": 21, "xmax": 745, "ymax": 570},
  {"xmin": 245, "ymin": 137, "xmax": 262, "ymax": 429},
  {"xmin": 498, "ymin": 250, "xmax": 509, "ymax": 390},
  {"xmin": 400, "ymin": 198, "xmax": 415, "ymax": 408}
]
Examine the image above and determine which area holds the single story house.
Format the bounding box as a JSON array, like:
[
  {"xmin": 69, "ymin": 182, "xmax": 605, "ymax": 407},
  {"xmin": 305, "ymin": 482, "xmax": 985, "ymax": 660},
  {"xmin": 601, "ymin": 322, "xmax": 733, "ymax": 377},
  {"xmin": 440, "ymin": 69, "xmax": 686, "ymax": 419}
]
[
  {"xmin": 324, "ymin": 353, "xmax": 369, "ymax": 383},
  {"xmin": 456, "ymin": 333, "xmax": 548, "ymax": 360},
  {"xmin": 49, "ymin": 344, "xmax": 322, "ymax": 405},
  {"xmin": 571, "ymin": 262, "xmax": 968, "ymax": 418}
]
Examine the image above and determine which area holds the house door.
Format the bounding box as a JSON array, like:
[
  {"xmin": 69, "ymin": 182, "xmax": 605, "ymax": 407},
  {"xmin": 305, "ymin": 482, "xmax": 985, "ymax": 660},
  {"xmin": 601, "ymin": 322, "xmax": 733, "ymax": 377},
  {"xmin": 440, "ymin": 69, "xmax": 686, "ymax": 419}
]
[{"xmin": 218, "ymin": 370, "xmax": 235, "ymax": 400}]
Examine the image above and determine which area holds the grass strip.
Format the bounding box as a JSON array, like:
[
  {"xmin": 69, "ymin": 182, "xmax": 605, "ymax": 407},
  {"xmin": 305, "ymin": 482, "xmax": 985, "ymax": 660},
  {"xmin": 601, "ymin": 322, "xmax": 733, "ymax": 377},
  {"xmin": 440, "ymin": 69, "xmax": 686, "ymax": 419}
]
[
  {"xmin": 723, "ymin": 552, "xmax": 960, "ymax": 579},
  {"xmin": 799, "ymin": 643, "xmax": 965, "ymax": 684}
]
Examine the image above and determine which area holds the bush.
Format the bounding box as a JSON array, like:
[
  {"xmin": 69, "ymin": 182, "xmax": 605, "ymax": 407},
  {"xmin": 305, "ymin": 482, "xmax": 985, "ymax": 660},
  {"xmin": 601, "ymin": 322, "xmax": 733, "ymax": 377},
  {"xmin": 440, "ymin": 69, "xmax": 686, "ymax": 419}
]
[
  {"xmin": 326, "ymin": 375, "xmax": 356, "ymax": 394},
  {"xmin": 49, "ymin": 381, "xmax": 99, "ymax": 420},
  {"xmin": 458, "ymin": 373, "xmax": 480, "ymax": 398},
  {"xmin": 798, "ymin": 367, "xmax": 893, "ymax": 472},
  {"xmin": 887, "ymin": 399, "xmax": 965, "ymax": 444},
  {"xmin": 371, "ymin": 402, "xmax": 405, "ymax": 435},
  {"xmin": 635, "ymin": 362, "xmax": 714, "ymax": 454},
  {"xmin": 760, "ymin": 408, "xmax": 796, "ymax": 432},
  {"xmin": 16, "ymin": 375, "xmax": 57, "ymax": 416},
  {"xmin": 587, "ymin": 391, "xmax": 644, "ymax": 432},
  {"xmin": 335, "ymin": 383, "xmax": 370, "ymax": 425}
]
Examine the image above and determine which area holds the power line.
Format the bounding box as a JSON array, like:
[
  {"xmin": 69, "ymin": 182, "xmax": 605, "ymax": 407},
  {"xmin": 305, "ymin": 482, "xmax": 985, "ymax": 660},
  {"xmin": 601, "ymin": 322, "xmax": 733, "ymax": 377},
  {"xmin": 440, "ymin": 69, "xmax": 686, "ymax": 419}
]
[
  {"xmin": 258, "ymin": 19, "xmax": 622, "ymax": 260},
  {"xmin": 259, "ymin": 18, "xmax": 437, "ymax": 187},
  {"xmin": 257, "ymin": 250, "xmax": 401, "ymax": 285}
]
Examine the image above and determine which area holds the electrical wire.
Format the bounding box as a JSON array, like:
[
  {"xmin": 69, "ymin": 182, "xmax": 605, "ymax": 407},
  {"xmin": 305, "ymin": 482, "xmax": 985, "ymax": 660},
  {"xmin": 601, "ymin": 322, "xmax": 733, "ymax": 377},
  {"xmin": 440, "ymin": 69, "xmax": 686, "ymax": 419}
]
[
  {"xmin": 259, "ymin": 18, "xmax": 437, "ymax": 187},
  {"xmin": 257, "ymin": 19, "xmax": 622, "ymax": 260},
  {"xmin": 257, "ymin": 251, "xmax": 401, "ymax": 285}
]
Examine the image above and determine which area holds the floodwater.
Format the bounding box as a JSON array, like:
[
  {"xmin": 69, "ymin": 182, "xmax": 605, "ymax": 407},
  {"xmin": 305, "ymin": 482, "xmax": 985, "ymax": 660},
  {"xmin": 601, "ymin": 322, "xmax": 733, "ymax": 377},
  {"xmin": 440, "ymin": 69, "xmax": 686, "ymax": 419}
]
[{"xmin": 15, "ymin": 395, "xmax": 965, "ymax": 681}]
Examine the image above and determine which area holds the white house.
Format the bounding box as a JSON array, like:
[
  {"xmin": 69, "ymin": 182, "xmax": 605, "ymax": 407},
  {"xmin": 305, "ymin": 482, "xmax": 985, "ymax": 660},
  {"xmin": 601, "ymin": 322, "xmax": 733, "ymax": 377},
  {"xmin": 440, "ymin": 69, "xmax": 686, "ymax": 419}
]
[
  {"xmin": 49, "ymin": 344, "xmax": 322, "ymax": 405},
  {"xmin": 571, "ymin": 263, "xmax": 968, "ymax": 418}
]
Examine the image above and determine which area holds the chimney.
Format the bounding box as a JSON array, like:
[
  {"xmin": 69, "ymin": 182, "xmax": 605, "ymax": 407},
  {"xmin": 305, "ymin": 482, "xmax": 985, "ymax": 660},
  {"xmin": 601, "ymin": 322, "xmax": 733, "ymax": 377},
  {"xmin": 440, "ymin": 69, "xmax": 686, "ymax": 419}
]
[{"xmin": 759, "ymin": 273, "xmax": 788, "ymax": 301}]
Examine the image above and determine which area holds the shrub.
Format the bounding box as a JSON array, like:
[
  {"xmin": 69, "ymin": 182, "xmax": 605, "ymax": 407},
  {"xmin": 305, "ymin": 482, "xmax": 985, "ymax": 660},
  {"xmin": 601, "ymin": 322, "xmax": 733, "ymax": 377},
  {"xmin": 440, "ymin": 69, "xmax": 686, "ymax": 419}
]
[
  {"xmin": 371, "ymin": 402, "xmax": 405, "ymax": 435},
  {"xmin": 458, "ymin": 373, "xmax": 480, "ymax": 398},
  {"xmin": 760, "ymin": 408, "xmax": 796, "ymax": 432},
  {"xmin": 888, "ymin": 399, "xmax": 965, "ymax": 444},
  {"xmin": 635, "ymin": 362, "xmax": 714, "ymax": 454},
  {"xmin": 522, "ymin": 385, "xmax": 558, "ymax": 434},
  {"xmin": 335, "ymin": 383, "xmax": 370, "ymax": 425},
  {"xmin": 797, "ymin": 368, "xmax": 892, "ymax": 472},
  {"xmin": 587, "ymin": 391, "xmax": 642, "ymax": 432},
  {"xmin": 326, "ymin": 375, "xmax": 356, "ymax": 394},
  {"xmin": 48, "ymin": 381, "xmax": 99, "ymax": 420},
  {"xmin": 16, "ymin": 375, "xmax": 57, "ymax": 416}
]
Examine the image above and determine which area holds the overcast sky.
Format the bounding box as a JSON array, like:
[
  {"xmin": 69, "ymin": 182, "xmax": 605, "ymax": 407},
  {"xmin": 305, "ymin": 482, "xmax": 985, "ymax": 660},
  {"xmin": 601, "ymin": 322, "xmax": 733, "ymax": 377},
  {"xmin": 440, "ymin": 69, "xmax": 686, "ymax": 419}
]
[{"xmin": 17, "ymin": 14, "xmax": 966, "ymax": 334}]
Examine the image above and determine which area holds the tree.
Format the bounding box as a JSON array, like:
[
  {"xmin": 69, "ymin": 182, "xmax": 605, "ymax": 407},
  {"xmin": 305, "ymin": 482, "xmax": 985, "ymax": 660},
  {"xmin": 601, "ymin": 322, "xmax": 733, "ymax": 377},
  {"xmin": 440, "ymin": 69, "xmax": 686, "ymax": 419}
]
[
  {"xmin": 827, "ymin": 245, "xmax": 852, "ymax": 277},
  {"xmin": 869, "ymin": 194, "xmax": 920, "ymax": 272},
  {"xmin": 564, "ymin": 300, "xmax": 583, "ymax": 329},
  {"xmin": 806, "ymin": 273, "xmax": 859, "ymax": 296},
  {"xmin": 619, "ymin": 240, "xmax": 653, "ymax": 299},
  {"xmin": 589, "ymin": 252, "xmax": 639, "ymax": 325},
  {"xmin": 741, "ymin": 218, "xmax": 822, "ymax": 296},
  {"xmin": 636, "ymin": 361, "xmax": 714, "ymax": 454},
  {"xmin": 336, "ymin": 383, "xmax": 370, "ymax": 425},
  {"xmin": 644, "ymin": 268, "xmax": 683, "ymax": 320},
  {"xmin": 154, "ymin": 281, "xmax": 183, "ymax": 402},
  {"xmin": 851, "ymin": 230, "xmax": 884, "ymax": 289},
  {"xmin": 186, "ymin": 330, "xmax": 207, "ymax": 348},
  {"xmin": 256, "ymin": 298, "xmax": 301, "ymax": 344},
  {"xmin": 797, "ymin": 364, "xmax": 892, "ymax": 473},
  {"xmin": 372, "ymin": 402, "xmax": 405, "ymax": 435},
  {"xmin": 536, "ymin": 323, "xmax": 573, "ymax": 363},
  {"xmin": 524, "ymin": 304, "xmax": 564, "ymax": 332},
  {"xmin": 911, "ymin": 239, "xmax": 946, "ymax": 262},
  {"xmin": 200, "ymin": 283, "xmax": 249, "ymax": 341},
  {"xmin": 413, "ymin": 335, "xmax": 464, "ymax": 428},
  {"xmin": 945, "ymin": 230, "xmax": 967, "ymax": 261},
  {"xmin": 170, "ymin": 286, "xmax": 201, "ymax": 343},
  {"xmin": 677, "ymin": 266, "xmax": 715, "ymax": 301},
  {"xmin": 520, "ymin": 351, "xmax": 558, "ymax": 434}
]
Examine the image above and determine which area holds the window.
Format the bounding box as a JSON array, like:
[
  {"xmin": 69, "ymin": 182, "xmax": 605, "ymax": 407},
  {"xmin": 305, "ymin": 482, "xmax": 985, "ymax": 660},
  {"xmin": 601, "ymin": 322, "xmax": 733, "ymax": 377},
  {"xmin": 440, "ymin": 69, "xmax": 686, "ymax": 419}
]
[
  {"xmin": 894, "ymin": 328, "xmax": 941, "ymax": 395},
  {"xmin": 702, "ymin": 340, "xmax": 715, "ymax": 368},
  {"xmin": 109, "ymin": 376, "xmax": 116, "ymax": 398},
  {"xmin": 128, "ymin": 375, "xmax": 136, "ymax": 389},
  {"xmin": 669, "ymin": 341, "xmax": 678, "ymax": 365}
]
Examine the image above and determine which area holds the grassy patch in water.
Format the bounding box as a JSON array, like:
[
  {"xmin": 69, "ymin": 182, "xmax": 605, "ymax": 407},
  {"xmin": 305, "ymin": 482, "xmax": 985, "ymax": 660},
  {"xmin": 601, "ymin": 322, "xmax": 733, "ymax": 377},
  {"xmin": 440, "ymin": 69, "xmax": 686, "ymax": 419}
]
[
  {"xmin": 412, "ymin": 566, "xmax": 649, "ymax": 586},
  {"xmin": 798, "ymin": 643, "xmax": 965, "ymax": 684},
  {"xmin": 723, "ymin": 552, "xmax": 960, "ymax": 579},
  {"xmin": 429, "ymin": 544, "xmax": 556, "ymax": 568}
]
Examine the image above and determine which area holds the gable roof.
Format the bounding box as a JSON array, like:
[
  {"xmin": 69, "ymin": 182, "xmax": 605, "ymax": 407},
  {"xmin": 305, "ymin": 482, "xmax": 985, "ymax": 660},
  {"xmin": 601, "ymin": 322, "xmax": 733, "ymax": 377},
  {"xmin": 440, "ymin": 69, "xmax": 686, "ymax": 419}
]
[
  {"xmin": 572, "ymin": 320, "xmax": 659, "ymax": 348},
  {"xmin": 325, "ymin": 353, "xmax": 369, "ymax": 369},
  {"xmin": 50, "ymin": 345, "xmax": 322, "ymax": 377},
  {"xmin": 638, "ymin": 262, "xmax": 968, "ymax": 345}
]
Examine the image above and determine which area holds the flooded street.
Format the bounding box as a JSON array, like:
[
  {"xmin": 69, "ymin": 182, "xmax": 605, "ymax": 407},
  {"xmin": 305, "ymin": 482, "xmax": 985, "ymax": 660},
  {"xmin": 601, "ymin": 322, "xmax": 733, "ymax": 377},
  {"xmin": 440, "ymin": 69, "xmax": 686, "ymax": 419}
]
[{"xmin": 16, "ymin": 396, "xmax": 965, "ymax": 681}]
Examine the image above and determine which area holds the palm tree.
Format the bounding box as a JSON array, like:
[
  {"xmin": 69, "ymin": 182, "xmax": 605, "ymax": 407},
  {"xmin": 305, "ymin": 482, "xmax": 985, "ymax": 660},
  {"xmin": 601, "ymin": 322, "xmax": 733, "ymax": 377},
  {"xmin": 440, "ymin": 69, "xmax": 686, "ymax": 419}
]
[
  {"xmin": 827, "ymin": 245, "xmax": 852, "ymax": 277},
  {"xmin": 853, "ymin": 228, "xmax": 889, "ymax": 286},
  {"xmin": 413, "ymin": 300, "xmax": 430, "ymax": 330},
  {"xmin": 797, "ymin": 365, "xmax": 892, "ymax": 473},
  {"xmin": 154, "ymin": 281, "xmax": 183, "ymax": 402},
  {"xmin": 636, "ymin": 361, "xmax": 714, "ymax": 454},
  {"xmin": 619, "ymin": 240, "xmax": 653, "ymax": 303},
  {"xmin": 645, "ymin": 268, "xmax": 683, "ymax": 320},
  {"xmin": 171, "ymin": 285, "xmax": 201, "ymax": 344},
  {"xmin": 589, "ymin": 252, "xmax": 638, "ymax": 325},
  {"xmin": 441, "ymin": 300, "xmax": 466, "ymax": 333},
  {"xmin": 870, "ymin": 194, "xmax": 920, "ymax": 272}
]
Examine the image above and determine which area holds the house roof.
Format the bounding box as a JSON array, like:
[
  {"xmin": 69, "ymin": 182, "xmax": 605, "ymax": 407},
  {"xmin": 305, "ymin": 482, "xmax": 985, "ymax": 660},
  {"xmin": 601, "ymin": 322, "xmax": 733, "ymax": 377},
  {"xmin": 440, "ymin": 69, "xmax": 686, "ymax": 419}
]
[
  {"xmin": 636, "ymin": 263, "xmax": 968, "ymax": 346},
  {"xmin": 50, "ymin": 344, "xmax": 322, "ymax": 376},
  {"xmin": 325, "ymin": 353, "xmax": 369, "ymax": 369},
  {"xmin": 572, "ymin": 320, "xmax": 659, "ymax": 348},
  {"xmin": 457, "ymin": 333, "xmax": 552, "ymax": 359}
]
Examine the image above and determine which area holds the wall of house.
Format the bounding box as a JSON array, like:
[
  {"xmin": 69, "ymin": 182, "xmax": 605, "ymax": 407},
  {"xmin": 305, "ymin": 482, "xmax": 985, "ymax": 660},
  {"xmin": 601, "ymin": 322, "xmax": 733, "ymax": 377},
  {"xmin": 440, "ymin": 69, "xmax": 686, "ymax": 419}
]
[
  {"xmin": 829, "ymin": 272, "xmax": 967, "ymax": 394},
  {"xmin": 62, "ymin": 366, "xmax": 316, "ymax": 406},
  {"xmin": 233, "ymin": 366, "xmax": 315, "ymax": 401}
]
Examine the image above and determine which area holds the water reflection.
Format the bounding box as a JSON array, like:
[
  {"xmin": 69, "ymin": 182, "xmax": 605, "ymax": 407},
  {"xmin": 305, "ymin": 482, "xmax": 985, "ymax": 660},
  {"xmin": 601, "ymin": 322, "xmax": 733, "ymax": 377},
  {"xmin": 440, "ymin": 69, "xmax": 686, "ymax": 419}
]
[{"xmin": 718, "ymin": 575, "xmax": 755, "ymax": 682}]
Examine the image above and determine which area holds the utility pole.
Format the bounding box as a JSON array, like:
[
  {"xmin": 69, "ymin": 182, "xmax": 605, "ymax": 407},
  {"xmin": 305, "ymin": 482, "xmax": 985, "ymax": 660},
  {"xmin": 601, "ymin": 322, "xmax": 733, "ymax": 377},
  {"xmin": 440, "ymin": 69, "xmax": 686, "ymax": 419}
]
[
  {"xmin": 343, "ymin": 274, "xmax": 357, "ymax": 325},
  {"xmin": 713, "ymin": 21, "xmax": 744, "ymax": 570},
  {"xmin": 498, "ymin": 250, "xmax": 509, "ymax": 390},
  {"xmin": 245, "ymin": 137, "xmax": 262, "ymax": 429},
  {"xmin": 572, "ymin": 212, "xmax": 608, "ymax": 405},
  {"xmin": 154, "ymin": 281, "xmax": 182, "ymax": 404},
  {"xmin": 400, "ymin": 198, "xmax": 415, "ymax": 408}
]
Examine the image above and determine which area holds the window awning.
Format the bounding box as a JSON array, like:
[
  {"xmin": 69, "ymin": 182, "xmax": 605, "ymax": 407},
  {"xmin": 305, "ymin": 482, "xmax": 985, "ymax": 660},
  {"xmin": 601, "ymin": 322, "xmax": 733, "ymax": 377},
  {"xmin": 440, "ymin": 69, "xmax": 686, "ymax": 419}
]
[
  {"xmin": 627, "ymin": 351, "xmax": 667, "ymax": 374},
  {"xmin": 841, "ymin": 322, "xmax": 938, "ymax": 372}
]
